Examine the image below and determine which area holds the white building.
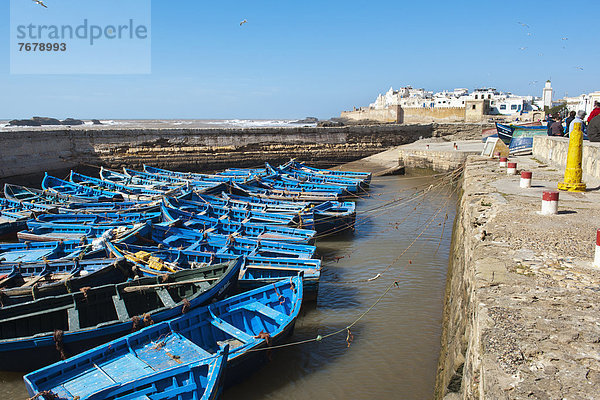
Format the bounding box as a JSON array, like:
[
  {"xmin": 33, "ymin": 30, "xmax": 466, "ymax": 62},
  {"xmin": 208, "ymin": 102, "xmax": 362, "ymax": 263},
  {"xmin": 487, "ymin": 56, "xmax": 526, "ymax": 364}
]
[
  {"xmin": 542, "ymin": 80, "xmax": 553, "ymax": 109},
  {"xmin": 563, "ymin": 91, "xmax": 600, "ymax": 115},
  {"xmin": 368, "ymin": 85, "xmax": 537, "ymax": 116}
]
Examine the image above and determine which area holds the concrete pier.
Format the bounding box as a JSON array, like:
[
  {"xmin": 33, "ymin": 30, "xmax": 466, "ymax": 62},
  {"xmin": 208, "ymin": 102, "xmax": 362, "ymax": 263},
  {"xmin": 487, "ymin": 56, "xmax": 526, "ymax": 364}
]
[
  {"xmin": 435, "ymin": 153, "xmax": 600, "ymax": 400},
  {"xmin": 398, "ymin": 140, "xmax": 484, "ymax": 171}
]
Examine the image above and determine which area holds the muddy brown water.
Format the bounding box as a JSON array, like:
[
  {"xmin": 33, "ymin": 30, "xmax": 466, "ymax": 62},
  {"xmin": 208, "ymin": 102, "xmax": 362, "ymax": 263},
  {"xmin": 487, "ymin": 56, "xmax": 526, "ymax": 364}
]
[{"xmin": 0, "ymin": 174, "xmax": 457, "ymax": 399}]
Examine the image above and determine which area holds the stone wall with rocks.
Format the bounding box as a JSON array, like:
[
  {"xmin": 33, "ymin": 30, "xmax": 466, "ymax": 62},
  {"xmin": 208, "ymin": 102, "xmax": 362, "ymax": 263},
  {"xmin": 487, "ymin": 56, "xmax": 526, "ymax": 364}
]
[
  {"xmin": 0, "ymin": 123, "xmax": 488, "ymax": 179},
  {"xmin": 533, "ymin": 136, "xmax": 600, "ymax": 182}
]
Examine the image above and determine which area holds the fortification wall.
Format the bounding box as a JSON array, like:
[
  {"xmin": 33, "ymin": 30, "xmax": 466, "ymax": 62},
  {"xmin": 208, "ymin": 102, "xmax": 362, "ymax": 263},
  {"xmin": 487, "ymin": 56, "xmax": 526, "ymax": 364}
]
[
  {"xmin": 340, "ymin": 107, "xmax": 400, "ymax": 123},
  {"xmin": 400, "ymin": 107, "xmax": 465, "ymax": 124}
]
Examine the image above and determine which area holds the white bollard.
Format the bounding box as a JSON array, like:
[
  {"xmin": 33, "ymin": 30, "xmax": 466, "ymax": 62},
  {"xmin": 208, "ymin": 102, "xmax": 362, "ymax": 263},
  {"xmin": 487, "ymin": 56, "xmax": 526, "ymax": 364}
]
[
  {"xmin": 507, "ymin": 162, "xmax": 517, "ymax": 175},
  {"xmin": 520, "ymin": 171, "xmax": 532, "ymax": 188},
  {"xmin": 499, "ymin": 157, "xmax": 508, "ymax": 168},
  {"xmin": 541, "ymin": 191, "xmax": 559, "ymax": 215},
  {"xmin": 594, "ymin": 229, "xmax": 600, "ymax": 268}
]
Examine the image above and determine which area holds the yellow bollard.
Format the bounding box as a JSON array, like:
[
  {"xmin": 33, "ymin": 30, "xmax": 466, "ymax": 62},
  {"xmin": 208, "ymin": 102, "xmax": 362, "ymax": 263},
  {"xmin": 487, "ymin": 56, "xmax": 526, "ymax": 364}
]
[{"xmin": 558, "ymin": 122, "xmax": 586, "ymax": 192}]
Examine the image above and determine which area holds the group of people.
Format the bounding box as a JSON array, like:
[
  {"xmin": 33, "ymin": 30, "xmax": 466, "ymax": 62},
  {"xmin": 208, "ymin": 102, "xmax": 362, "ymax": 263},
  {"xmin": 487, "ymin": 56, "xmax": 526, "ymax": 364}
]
[{"xmin": 547, "ymin": 101, "xmax": 600, "ymax": 142}]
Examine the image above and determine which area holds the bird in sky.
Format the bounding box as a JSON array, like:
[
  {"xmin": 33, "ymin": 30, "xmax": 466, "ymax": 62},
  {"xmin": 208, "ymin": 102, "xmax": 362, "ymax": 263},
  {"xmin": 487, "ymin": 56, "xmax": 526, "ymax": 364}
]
[
  {"xmin": 527, "ymin": 32, "xmax": 533, "ymax": 36},
  {"xmin": 32, "ymin": 0, "xmax": 47, "ymax": 7},
  {"xmin": 519, "ymin": 47, "xmax": 527, "ymax": 50},
  {"xmin": 529, "ymin": 80, "xmax": 538, "ymax": 85},
  {"xmin": 538, "ymin": 53, "xmax": 544, "ymax": 56},
  {"xmin": 240, "ymin": 19, "xmax": 248, "ymax": 26},
  {"xmin": 517, "ymin": 22, "xmax": 529, "ymax": 28},
  {"xmin": 561, "ymin": 37, "xmax": 568, "ymax": 40},
  {"xmin": 575, "ymin": 66, "xmax": 584, "ymax": 70}
]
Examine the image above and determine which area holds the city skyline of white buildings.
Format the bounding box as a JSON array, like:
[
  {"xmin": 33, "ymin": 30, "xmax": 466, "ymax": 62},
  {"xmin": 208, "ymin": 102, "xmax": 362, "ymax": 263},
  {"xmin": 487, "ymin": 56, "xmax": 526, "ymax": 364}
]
[{"xmin": 366, "ymin": 82, "xmax": 598, "ymax": 117}]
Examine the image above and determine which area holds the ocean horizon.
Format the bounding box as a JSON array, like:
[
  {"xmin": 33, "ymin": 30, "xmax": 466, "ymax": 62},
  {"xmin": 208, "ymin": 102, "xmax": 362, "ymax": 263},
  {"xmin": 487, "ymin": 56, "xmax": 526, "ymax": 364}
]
[{"xmin": 0, "ymin": 118, "xmax": 319, "ymax": 131}]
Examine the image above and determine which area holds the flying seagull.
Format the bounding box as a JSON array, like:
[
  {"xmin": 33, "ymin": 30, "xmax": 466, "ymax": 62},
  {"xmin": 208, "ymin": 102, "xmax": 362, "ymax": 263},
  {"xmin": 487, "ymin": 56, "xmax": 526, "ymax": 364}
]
[
  {"xmin": 517, "ymin": 22, "xmax": 529, "ymax": 28},
  {"xmin": 240, "ymin": 19, "xmax": 247, "ymax": 26},
  {"xmin": 575, "ymin": 66, "xmax": 584, "ymax": 70},
  {"xmin": 561, "ymin": 37, "xmax": 568, "ymax": 40},
  {"xmin": 519, "ymin": 47, "xmax": 527, "ymax": 50},
  {"xmin": 32, "ymin": 0, "xmax": 47, "ymax": 7}
]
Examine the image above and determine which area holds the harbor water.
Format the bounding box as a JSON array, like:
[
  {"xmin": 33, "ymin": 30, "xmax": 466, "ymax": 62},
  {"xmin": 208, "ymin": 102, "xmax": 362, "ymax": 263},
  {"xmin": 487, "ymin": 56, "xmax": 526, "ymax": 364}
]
[{"xmin": 0, "ymin": 173, "xmax": 458, "ymax": 399}]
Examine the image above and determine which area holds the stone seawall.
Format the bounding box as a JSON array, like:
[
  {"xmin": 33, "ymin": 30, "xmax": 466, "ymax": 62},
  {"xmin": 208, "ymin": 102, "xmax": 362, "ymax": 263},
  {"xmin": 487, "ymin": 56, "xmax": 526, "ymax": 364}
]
[
  {"xmin": 0, "ymin": 123, "xmax": 487, "ymax": 179},
  {"xmin": 533, "ymin": 136, "xmax": 600, "ymax": 182},
  {"xmin": 435, "ymin": 154, "xmax": 600, "ymax": 399}
]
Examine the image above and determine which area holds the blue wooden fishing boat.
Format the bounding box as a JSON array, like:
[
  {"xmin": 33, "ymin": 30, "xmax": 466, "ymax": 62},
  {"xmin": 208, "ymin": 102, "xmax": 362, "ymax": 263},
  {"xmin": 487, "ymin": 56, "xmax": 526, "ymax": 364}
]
[
  {"xmin": 0, "ymin": 258, "xmax": 137, "ymax": 306},
  {"xmin": 164, "ymin": 196, "xmax": 297, "ymax": 225},
  {"xmin": 100, "ymin": 167, "xmax": 186, "ymax": 192},
  {"xmin": 274, "ymin": 167, "xmax": 362, "ymax": 192},
  {"xmin": 494, "ymin": 123, "xmax": 518, "ymax": 145},
  {"xmin": 26, "ymin": 347, "xmax": 228, "ymax": 400},
  {"xmin": 182, "ymin": 191, "xmax": 309, "ymax": 214},
  {"xmin": 286, "ymin": 160, "xmax": 372, "ymax": 184},
  {"xmin": 266, "ymin": 163, "xmax": 361, "ymax": 193},
  {"xmin": 0, "ymin": 258, "xmax": 241, "ymax": 372},
  {"xmin": 160, "ymin": 203, "xmax": 316, "ymax": 244},
  {"xmin": 117, "ymin": 222, "xmax": 317, "ymax": 259},
  {"xmin": 34, "ymin": 210, "xmax": 162, "ymax": 225},
  {"xmin": 311, "ymin": 200, "xmax": 356, "ymax": 234},
  {"xmin": 0, "ymin": 240, "xmax": 89, "ymax": 263},
  {"xmin": 0, "ymin": 201, "xmax": 34, "ymax": 238},
  {"xmin": 0, "ymin": 215, "xmax": 28, "ymax": 239},
  {"xmin": 232, "ymin": 182, "xmax": 340, "ymax": 202},
  {"xmin": 144, "ymin": 165, "xmax": 247, "ymax": 184},
  {"xmin": 62, "ymin": 201, "xmax": 158, "ymax": 214},
  {"xmin": 256, "ymin": 175, "xmax": 349, "ymax": 196},
  {"xmin": 24, "ymin": 275, "xmax": 303, "ymax": 396},
  {"xmin": 274, "ymin": 162, "xmax": 366, "ymax": 187},
  {"xmin": 42, "ymin": 174, "xmax": 125, "ymax": 202},
  {"xmin": 508, "ymin": 125, "xmax": 548, "ymax": 155},
  {"xmin": 123, "ymin": 168, "xmax": 221, "ymax": 191},
  {"xmin": 70, "ymin": 171, "xmax": 170, "ymax": 200},
  {"xmin": 4, "ymin": 183, "xmax": 94, "ymax": 205},
  {"xmin": 107, "ymin": 242, "xmax": 321, "ymax": 299},
  {"xmin": 17, "ymin": 221, "xmax": 135, "ymax": 242}
]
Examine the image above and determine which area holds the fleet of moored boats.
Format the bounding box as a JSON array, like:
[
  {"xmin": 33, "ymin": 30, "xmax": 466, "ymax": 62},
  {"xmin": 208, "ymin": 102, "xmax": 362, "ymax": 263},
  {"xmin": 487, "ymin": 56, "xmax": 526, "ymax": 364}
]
[{"xmin": 0, "ymin": 160, "xmax": 371, "ymax": 400}]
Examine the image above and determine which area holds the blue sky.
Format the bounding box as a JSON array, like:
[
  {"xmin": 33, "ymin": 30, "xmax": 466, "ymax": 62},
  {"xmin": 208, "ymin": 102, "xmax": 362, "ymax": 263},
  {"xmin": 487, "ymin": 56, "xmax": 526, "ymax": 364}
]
[{"xmin": 1, "ymin": 0, "xmax": 598, "ymax": 120}]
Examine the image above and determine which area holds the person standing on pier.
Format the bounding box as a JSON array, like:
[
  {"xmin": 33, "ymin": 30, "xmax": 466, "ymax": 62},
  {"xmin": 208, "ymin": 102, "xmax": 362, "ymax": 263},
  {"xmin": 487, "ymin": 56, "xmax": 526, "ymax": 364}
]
[
  {"xmin": 587, "ymin": 101, "xmax": 600, "ymax": 123},
  {"xmin": 588, "ymin": 113, "xmax": 600, "ymax": 142},
  {"xmin": 565, "ymin": 111, "xmax": 576, "ymax": 133},
  {"xmin": 549, "ymin": 116, "xmax": 564, "ymax": 136},
  {"xmin": 568, "ymin": 110, "xmax": 587, "ymax": 135}
]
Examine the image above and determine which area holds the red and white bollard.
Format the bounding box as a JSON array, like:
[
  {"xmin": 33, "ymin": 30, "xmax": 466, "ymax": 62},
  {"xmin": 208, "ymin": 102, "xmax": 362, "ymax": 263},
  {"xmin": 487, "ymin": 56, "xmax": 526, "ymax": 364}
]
[
  {"xmin": 520, "ymin": 171, "xmax": 532, "ymax": 188},
  {"xmin": 426, "ymin": 144, "xmax": 430, "ymax": 150},
  {"xmin": 595, "ymin": 230, "xmax": 600, "ymax": 267},
  {"xmin": 507, "ymin": 162, "xmax": 517, "ymax": 175},
  {"xmin": 499, "ymin": 157, "xmax": 508, "ymax": 168},
  {"xmin": 541, "ymin": 191, "xmax": 559, "ymax": 215}
]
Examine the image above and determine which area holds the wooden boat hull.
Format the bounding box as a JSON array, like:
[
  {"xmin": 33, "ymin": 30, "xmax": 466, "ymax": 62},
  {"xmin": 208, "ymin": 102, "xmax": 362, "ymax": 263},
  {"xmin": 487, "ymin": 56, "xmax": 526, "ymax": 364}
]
[
  {"xmin": 0, "ymin": 258, "xmax": 137, "ymax": 306},
  {"xmin": 0, "ymin": 258, "xmax": 241, "ymax": 372},
  {"xmin": 24, "ymin": 276, "xmax": 303, "ymax": 396}
]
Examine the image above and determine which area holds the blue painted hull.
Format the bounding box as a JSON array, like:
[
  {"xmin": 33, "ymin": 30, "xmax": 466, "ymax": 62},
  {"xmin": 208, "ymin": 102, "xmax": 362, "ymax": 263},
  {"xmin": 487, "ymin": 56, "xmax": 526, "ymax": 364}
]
[
  {"xmin": 0, "ymin": 259, "xmax": 241, "ymax": 372},
  {"xmin": 24, "ymin": 276, "xmax": 303, "ymax": 397}
]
